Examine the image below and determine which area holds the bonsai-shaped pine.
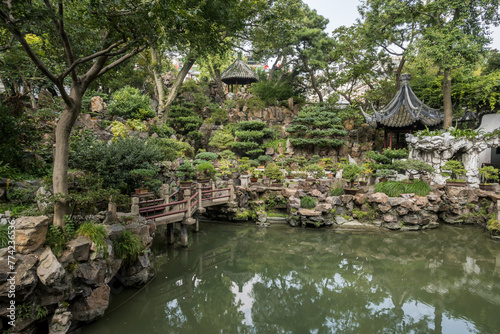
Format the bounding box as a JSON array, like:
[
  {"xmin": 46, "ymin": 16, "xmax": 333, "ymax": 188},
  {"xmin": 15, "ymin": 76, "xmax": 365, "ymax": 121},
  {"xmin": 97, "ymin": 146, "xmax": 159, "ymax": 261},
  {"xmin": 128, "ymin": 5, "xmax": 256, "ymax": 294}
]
[
  {"xmin": 393, "ymin": 159, "xmax": 434, "ymax": 181},
  {"xmin": 374, "ymin": 168, "xmax": 396, "ymax": 180},
  {"xmin": 264, "ymin": 162, "xmax": 283, "ymax": 182},
  {"xmin": 196, "ymin": 161, "xmax": 217, "ymax": 181},
  {"xmin": 217, "ymin": 158, "xmax": 232, "ymax": 179},
  {"xmin": 342, "ymin": 163, "xmax": 363, "ymax": 189},
  {"xmin": 305, "ymin": 164, "xmax": 324, "ymax": 179},
  {"xmin": 441, "ymin": 160, "xmax": 466, "ymax": 182},
  {"xmin": 479, "ymin": 165, "xmax": 499, "ymax": 184},
  {"xmin": 176, "ymin": 161, "xmax": 196, "ymax": 181}
]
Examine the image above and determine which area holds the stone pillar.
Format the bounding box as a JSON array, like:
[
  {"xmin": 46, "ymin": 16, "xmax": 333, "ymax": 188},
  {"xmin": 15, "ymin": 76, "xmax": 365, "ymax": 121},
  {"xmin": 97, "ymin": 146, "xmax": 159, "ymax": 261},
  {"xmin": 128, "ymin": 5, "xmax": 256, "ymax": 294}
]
[
  {"xmin": 163, "ymin": 186, "xmax": 170, "ymax": 214},
  {"xmin": 166, "ymin": 224, "xmax": 175, "ymax": 244},
  {"xmin": 131, "ymin": 197, "xmax": 139, "ymax": 215},
  {"xmin": 194, "ymin": 218, "xmax": 199, "ymax": 232},
  {"xmin": 240, "ymin": 174, "xmax": 250, "ymax": 188},
  {"xmin": 197, "ymin": 183, "xmax": 203, "ymax": 210},
  {"xmin": 180, "ymin": 224, "xmax": 188, "ymax": 247},
  {"xmin": 229, "ymin": 179, "xmax": 235, "ymax": 201},
  {"xmin": 184, "ymin": 189, "xmax": 191, "ymax": 219},
  {"xmin": 108, "ymin": 198, "xmax": 117, "ymax": 220}
]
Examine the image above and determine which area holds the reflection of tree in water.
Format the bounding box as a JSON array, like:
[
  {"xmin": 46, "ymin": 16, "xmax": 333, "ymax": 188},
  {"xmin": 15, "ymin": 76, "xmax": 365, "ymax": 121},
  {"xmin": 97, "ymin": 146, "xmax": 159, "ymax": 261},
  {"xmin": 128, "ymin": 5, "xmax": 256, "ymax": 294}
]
[{"xmin": 145, "ymin": 224, "xmax": 500, "ymax": 333}]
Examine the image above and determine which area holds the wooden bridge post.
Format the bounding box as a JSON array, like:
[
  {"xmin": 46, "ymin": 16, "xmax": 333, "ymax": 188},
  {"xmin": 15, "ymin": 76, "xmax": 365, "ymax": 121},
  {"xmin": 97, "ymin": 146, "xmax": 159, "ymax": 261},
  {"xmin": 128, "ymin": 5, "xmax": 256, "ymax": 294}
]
[
  {"xmin": 131, "ymin": 196, "xmax": 139, "ymax": 215},
  {"xmin": 229, "ymin": 179, "xmax": 235, "ymax": 202}
]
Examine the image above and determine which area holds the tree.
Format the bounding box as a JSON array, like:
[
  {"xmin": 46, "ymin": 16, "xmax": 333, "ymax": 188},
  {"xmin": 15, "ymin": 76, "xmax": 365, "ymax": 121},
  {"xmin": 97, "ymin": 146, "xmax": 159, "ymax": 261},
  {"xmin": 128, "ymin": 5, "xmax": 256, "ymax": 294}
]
[
  {"xmin": 358, "ymin": 0, "xmax": 500, "ymax": 128},
  {"xmin": 0, "ymin": 0, "xmax": 159, "ymax": 226}
]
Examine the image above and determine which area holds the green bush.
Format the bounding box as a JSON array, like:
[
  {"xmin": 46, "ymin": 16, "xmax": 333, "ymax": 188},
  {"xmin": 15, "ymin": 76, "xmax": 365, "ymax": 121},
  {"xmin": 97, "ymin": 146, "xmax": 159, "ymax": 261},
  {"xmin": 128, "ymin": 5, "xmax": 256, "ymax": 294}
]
[
  {"xmin": 219, "ymin": 150, "xmax": 236, "ymax": 160},
  {"xmin": 257, "ymin": 155, "xmax": 273, "ymax": 165},
  {"xmin": 441, "ymin": 160, "xmax": 466, "ymax": 180},
  {"xmin": 374, "ymin": 180, "xmax": 431, "ymax": 197},
  {"xmin": 230, "ymin": 121, "xmax": 273, "ymax": 158},
  {"xmin": 300, "ymin": 196, "xmax": 316, "ymax": 209},
  {"xmin": 149, "ymin": 124, "xmax": 176, "ymax": 138},
  {"xmin": 287, "ymin": 105, "xmax": 346, "ymax": 148},
  {"xmin": 264, "ymin": 163, "xmax": 283, "ymax": 182},
  {"xmin": 113, "ymin": 230, "xmax": 144, "ymax": 263},
  {"xmin": 249, "ymin": 74, "xmax": 299, "ymax": 106},
  {"xmin": 70, "ymin": 134, "xmax": 163, "ymax": 192},
  {"xmin": 330, "ymin": 187, "xmax": 344, "ymax": 196},
  {"xmin": 176, "ymin": 161, "xmax": 196, "ymax": 181},
  {"xmin": 195, "ymin": 152, "xmax": 219, "ymax": 161},
  {"xmin": 342, "ymin": 164, "xmax": 363, "ymax": 188},
  {"xmin": 77, "ymin": 221, "xmax": 107, "ymax": 254},
  {"xmin": 209, "ymin": 129, "xmax": 235, "ymax": 150},
  {"xmin": 107, "ymin": 86, "xmax": 155, "ymax": 120},
  {"xmin": 196, "ymin": 161, "xmax": 217, "ymax": 180}
]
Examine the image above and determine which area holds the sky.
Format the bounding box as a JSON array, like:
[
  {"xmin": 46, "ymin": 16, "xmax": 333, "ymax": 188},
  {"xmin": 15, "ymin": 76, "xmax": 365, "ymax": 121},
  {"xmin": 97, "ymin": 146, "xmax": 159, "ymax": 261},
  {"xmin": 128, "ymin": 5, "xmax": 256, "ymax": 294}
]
[{"xmin": 302, "ymin": 0, "xmax": 500, "ymax": 51}]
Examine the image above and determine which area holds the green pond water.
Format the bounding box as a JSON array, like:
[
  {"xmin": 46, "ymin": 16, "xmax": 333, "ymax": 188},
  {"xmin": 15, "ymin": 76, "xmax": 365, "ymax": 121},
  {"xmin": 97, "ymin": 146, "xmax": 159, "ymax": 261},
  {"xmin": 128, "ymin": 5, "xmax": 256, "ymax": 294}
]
[{"xmin": 83, "ymin": 223, "xmax": 500, "ymax": 334}]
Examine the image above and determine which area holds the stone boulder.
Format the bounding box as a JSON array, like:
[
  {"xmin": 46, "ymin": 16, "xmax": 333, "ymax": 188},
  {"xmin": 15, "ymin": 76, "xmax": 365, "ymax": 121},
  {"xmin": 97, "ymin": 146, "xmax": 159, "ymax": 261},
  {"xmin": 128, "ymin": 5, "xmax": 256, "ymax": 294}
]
[
  {"xmin": 37, "ymin": 247, "xmax": 65, "ymax": 286},
  {"xmin": 66, "ymin": 236, "xmax": 92, "ymax": 262},
  {"xmin": 367, "ymin": 192, "xmax": 388, "ymax": 205},
  {"xmin": 90, "ymin": 96, "xmax": 106, "ymax": 113},
  {"xmin": 0, "ymin": 253, "xmax": 38, "ymax": 302},
  {"xmin": 15, "ymin": 216, "xmax": 49, "ymax": 254},
  {"xmin": 70, "ymin": 285, "xmax": 110, "ymax": 322},
  {"xmin": 49, "ymin": 304, "xmax": 72, "ymax": 334}
]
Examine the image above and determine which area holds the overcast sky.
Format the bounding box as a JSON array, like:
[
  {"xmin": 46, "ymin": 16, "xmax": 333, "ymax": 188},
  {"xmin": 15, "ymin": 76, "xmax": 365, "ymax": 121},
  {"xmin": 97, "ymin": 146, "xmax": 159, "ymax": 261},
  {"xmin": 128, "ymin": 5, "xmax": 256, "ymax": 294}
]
[{"xmin": 302, "ymin": 0, "xmax": 500, "ymax": 51}]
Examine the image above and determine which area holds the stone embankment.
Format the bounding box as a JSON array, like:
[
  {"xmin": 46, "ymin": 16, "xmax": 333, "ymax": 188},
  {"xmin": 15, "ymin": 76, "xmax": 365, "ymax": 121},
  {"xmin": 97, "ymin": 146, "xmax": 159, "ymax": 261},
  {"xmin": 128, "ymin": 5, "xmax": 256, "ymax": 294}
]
[
  {"xmin": 0, "ymin": 215, "xmax": 155, "ymax": 334},
  {"xmin": 206, "ymin": 180, "xmax": 500, "ymax": 234}
]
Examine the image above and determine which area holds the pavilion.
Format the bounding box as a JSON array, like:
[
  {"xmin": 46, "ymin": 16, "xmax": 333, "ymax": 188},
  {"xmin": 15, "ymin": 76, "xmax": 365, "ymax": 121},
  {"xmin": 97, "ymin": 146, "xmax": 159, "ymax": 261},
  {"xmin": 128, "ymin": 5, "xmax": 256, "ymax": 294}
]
[
  {"xmin": 362, "ymin": 73, "xmax": 444, "ymax": 148},
  {"xmin": 221, "ymin": 58, "xmax": 258, "ymax": 94}
]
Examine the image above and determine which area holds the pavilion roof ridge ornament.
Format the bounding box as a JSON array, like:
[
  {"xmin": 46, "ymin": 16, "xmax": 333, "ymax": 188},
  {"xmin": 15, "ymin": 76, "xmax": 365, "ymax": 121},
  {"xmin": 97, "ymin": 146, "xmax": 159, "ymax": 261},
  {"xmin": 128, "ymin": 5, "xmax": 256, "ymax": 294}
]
[{"xmin": 363, "ymin": 73, "xmax": 443, "ymax": 129}]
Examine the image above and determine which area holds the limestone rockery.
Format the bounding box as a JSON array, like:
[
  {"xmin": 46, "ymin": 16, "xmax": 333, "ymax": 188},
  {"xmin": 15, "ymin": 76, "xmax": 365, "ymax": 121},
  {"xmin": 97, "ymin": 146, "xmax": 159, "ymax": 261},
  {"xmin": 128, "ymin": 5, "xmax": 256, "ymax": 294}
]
[{"xmin": 0, "ymin": 216, "xmax": 155, "ymax": 334}]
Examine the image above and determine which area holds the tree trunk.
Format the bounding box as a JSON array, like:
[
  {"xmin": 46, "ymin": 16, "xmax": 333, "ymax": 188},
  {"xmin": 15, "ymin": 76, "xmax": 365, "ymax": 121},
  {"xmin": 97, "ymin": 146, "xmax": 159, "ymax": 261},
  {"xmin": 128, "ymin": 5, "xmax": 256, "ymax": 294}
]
[
  {"xmin": 395, "ymin": 56, "xmax": 406, "ymax": 90},
  {"xmin": 159, "ymin": 56, "xmax": 196, "ymax": 123},
  {"xmin": 213, "ymin": 68, "xmax": 225, "ymax": 99},
  {"xmin": 303, "ymin": 56, "xmax": 323, "ymax": 102},
  {"xmin": 53, "ymin": 85, "xmax": 83, "ymax": 228},
  {"xmin": 150, "ymin": 47, "xmax": 165, "ymax": 117},
  {"xmin": 442, "ymin": 69, "xmax": 452, "ymax": 129}
]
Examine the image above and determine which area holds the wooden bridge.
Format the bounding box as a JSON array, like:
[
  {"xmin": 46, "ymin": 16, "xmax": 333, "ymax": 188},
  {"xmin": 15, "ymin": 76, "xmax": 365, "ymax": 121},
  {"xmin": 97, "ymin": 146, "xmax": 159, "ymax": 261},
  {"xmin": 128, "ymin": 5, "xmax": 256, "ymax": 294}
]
[{"xmin": 131, "ymin": 180, "xmax": 235, "ymax": 246}]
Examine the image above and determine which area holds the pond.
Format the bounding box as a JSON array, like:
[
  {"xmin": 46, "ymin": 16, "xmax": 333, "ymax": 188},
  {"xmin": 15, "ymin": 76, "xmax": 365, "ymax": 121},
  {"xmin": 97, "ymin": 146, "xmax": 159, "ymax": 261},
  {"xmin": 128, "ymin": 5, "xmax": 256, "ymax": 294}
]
[{"xmin": 82, "ymin": 223, "xmax": 500, "ymax": 334}]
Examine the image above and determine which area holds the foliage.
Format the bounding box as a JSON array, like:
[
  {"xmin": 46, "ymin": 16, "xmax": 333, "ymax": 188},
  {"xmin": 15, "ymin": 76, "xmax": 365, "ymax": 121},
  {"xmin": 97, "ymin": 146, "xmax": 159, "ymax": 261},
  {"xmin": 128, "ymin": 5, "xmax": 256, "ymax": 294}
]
[
  {"xmin": 45, "ymin": 217, "xmax": 77, "ymax": 256},
  {"xmin": 167, "ymin": 104, "xmax": 203, "ymax": 147},
  {"xmin": 330, "ymin": 187, "xmax": 345, "ymax": 196},
  {"xmin": 374, "ymin": 169, "xmax": 396, "ymax": 179},
  {"xmin": 209, "ymin": 129, "xmax": 235, "ymax": 151},
  {"xmin": 300, "ymin": 196, "xmax": 316, "ymax": 209},
  {"xmin": 196, "ymin": 162, "xmax": 217, "ymax": 180},
  {"xmin": 216, "ymin": 150, "xmax": 233, "ymax": 161},
  {"xmin": 441, "ymin": 160, "xmax": 467, "ymax": 180},
  {"xmin": 70, "ymin": 134, "xmax": 163, "ymax": 192},
  {"xmin": 149, "ymin": 124, "xmax": 176, "ymax": 138},
  {"xmin": 130, "ymin": 168, "xmax": 161, "ymax": 190},
  {"xmin": 230, "ymin": 121, "xmax": 273, "ymax": 158},
  {"xmin": 0, "ymin": 224, "xmax": 9, "ymax": 248},
  {"xmin": 0, "ymin": 105, "xmax": 52, "ymax": 176},
  {"xmin": 374, "ymin": 180, "xmax": 431, "ymax": 197},
  {"xmin": 479, "ymin": 165, "xmax": 499, "ymax": 184},
  {"xmin": 487, "ymin": 212, "xmax": 500, "ymax": 235},
  {"xmin": 257, "ymin": 155, "xmax": 273, "ymax": 165},
  {"xmin": 126, "ymin": 119, "xmax": 148, "ymax": 132},
  {"xmin": 305, "ymin": 164, "xmax": 325, "ymax": 179},
  {"xmin": 393, "ymin": 159, "xmax": 435, "ymax": 179},
  {"xmin": 342, "ymin": 164, "xmax": 363, "ymax": 188},
  {"xmin": 150, "ymin": 137, "xmax": 194, "ymax": 160},
  {"xmin": 77, "ymin": 221, "xmax": 107, "ymax": 255},
  {"xmin": 113, "ymin": 230, "xmax": 144, "ymax": 263},
  {"xmin": 287, "ymin": 105, "xmax": 346, "ymax": 148},
  {"xmin": 195, "ymin": 152, "xmax": 219, "ymax": 161},
  {"xmin": 264, "ymin": 163, "xmax": 283, "ymax": 182},
  {"xmin": 110, "ymin": 121, "xmax": 129, "ymax": 140},
  {"xmin": 176, "ymin": 161, "xmax": 196, "ymax": 181},
  {"xmin": 107, "ymin": 86, "xmax": 155, "ymax": 120},
  {"xmin": 249, "ymin": 77, "xmax": 298, "ymax": 106}
]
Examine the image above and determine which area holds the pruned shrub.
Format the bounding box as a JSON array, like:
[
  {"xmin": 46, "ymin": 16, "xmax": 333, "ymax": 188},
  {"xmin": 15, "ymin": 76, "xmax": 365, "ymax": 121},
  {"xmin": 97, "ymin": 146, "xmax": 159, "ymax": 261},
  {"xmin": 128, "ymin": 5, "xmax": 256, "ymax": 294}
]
[{"xmin": 107, "ymin": 86, "xmax": 155, "ymax": 120}]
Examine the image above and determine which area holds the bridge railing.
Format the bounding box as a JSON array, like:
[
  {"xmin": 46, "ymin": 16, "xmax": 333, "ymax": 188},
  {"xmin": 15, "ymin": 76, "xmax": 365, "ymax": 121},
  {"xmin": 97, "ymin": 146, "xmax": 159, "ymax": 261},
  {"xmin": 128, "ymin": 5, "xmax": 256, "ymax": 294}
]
[{"xmin": 132, "ymin": 179, "xmax": 234, "ymax": 222}]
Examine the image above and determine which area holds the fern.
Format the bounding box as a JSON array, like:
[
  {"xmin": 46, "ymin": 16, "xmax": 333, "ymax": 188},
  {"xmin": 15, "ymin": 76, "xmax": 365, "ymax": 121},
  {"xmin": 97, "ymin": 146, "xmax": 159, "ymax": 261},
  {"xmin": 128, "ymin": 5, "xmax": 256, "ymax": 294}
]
[
  {"xmin": 300, "ymin": 196, "xmax": 316, "ymax": 209},
  {"xmin": 77, "ymin": 221, "xmax": 107, "ymax": 255},
  {"xmin": 113, "ymin": 230, "xmax": 144, "ymax": 263}
]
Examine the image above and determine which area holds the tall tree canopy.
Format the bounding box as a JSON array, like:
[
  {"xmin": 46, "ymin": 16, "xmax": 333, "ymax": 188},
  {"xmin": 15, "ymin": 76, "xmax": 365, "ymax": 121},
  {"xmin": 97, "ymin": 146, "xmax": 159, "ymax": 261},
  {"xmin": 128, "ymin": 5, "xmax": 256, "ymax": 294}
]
[{"xmin": 359, "ymin": 0, "xmax": 500, "ymax": 128}]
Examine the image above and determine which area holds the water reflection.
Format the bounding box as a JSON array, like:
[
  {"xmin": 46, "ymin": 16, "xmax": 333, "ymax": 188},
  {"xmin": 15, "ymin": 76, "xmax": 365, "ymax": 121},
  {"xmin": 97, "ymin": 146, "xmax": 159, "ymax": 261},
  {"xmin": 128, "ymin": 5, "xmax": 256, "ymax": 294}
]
[{"xmin": 83, "ymin": 224, "xmax": 500, "ymax": 334}]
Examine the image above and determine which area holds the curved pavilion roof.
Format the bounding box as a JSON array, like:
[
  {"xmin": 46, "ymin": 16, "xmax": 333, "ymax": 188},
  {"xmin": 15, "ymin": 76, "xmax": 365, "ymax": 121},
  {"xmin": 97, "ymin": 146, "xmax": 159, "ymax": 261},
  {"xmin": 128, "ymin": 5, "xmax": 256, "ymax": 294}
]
[
  {"xmin": 221, "ymin": 59, "xmax": 259, "ymax": 85},
  {"xmin": 362, "ymin": 74, "xmax": 443, "ymax": 129}
]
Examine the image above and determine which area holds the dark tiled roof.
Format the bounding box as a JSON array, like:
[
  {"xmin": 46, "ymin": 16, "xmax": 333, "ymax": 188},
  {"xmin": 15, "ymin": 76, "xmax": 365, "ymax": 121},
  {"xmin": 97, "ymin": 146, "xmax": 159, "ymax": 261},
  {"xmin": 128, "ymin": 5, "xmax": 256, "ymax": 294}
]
[
  {"xmin": 221, "ymin": 59, "xmax": 259, "ymax": 85},
  {"xmin": 362, "ymin": 74, "xmax": 443, "ymax": 128}
]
